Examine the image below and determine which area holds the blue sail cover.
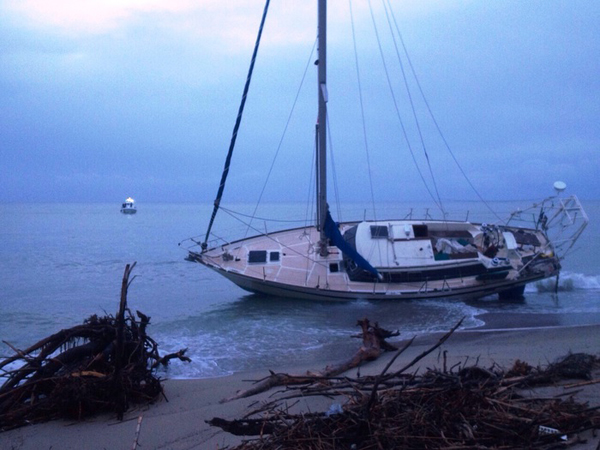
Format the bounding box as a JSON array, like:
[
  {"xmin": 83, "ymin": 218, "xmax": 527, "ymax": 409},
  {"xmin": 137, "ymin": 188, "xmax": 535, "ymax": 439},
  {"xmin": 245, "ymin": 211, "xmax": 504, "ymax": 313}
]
[{"xmin": 324, "ymin": 211, "xmax": 380, "ymax": 278}]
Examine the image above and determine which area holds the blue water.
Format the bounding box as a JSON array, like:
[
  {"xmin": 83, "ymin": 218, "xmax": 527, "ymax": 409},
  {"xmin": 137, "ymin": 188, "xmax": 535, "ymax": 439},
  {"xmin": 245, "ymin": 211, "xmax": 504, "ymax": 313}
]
[{"xmin": 1, "ymin": 201, "xmax": 599, "ymax": 379}]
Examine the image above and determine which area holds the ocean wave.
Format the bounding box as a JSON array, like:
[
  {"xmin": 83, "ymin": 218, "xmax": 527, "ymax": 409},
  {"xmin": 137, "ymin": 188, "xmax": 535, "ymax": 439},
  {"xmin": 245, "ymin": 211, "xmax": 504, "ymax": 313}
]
[
  {"xmin": 149, "ymin": 297, "xmax": 489, "ymax": 379},
  {"xmin": 533, "ymin": 272, "xmax": 600, "ymax": 293}
]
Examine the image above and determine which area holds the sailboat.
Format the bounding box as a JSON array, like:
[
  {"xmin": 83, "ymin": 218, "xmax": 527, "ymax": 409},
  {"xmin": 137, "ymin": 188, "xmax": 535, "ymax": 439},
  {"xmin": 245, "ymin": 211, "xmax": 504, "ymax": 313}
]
[{"xmin": 184, "ymin": 1, "xmax": 588, "ymax": 301}]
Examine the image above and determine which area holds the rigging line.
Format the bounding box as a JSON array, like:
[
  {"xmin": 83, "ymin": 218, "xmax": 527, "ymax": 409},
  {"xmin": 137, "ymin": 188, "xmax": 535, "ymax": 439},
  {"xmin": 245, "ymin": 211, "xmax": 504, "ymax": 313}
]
[
  {"xmin": 304, "ymin": 121, "xmax": 318, "ymax": 229},
  {"xmin": 363, "ymin": 0, "xmax": 439, "ymax": 212},
  {"xmin": 326, "ymin": 111, "xmax": 342, "ymax": 222},
  {"xmin": 244, "ymin": 39, "xmax": 318, "ymax": 239},
  {"xmin": 305, "ymin": 129, "xmax": 317, "ymax": 229},
  {"xmin": 220, "ymin": 206, "xmax": 308, "ymax": 224},
  {"xmin": 349, "ymin": 0, "xmax": 377, "ymax": 222},
  {"xmin": 352, "ymin": 0, "xmax": 388, "ymax": 267},
  {"xmin": 220, "ymin": 207, "xmax": 329, "ymax": 269},
  {"xmin": 202, "ymin": 0, "xmax": 271, "ymax": 250},
  {"xmin": 385, "ymin": 0, "xmax": 502, "ymax": 223},
  {"xmin": 380, "ymin": 0, "xmax": 446, "ymax": 218},
  {"xmin": 304, "ymin": 152, "xmax": 316, "ymax": 226}
]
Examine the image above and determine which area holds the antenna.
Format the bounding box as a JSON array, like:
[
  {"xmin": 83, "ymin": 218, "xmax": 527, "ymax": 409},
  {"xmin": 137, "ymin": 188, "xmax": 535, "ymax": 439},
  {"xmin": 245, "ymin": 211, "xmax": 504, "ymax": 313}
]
[{"xmin": 553, "ymin": 181, "xmax": 567, "ymax": 194}]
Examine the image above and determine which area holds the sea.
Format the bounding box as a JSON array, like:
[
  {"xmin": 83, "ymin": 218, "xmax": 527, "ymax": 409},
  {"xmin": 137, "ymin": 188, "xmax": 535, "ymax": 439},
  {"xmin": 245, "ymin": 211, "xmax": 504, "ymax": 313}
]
[{"xmin": 1, "ymin": 200, "xmax": 598, "ymax": 379}]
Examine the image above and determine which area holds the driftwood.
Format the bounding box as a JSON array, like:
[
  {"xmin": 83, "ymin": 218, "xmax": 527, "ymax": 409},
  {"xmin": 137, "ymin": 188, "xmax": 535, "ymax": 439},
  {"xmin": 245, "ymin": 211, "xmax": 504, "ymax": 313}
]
[
  {"xmin": 151, "ymin": 348, "xmax": 192, "ymax": 369},
  {"xmin": 220, "ymin": 318, "xmax": 400, "ymax": 403},
  {"xmin": 209, "ymin": 328, "xmax": 600, "ymax": 450},
  {"xmin": 0, "ymin": 263, "xmax": 190, "ymax": 431}
]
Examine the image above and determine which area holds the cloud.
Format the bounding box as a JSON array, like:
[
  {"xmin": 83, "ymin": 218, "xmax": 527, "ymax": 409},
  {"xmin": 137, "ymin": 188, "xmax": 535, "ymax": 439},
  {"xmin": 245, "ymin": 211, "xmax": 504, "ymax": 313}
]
[
  {"xmin": 1, "ymin": 1, "xmax": 468, "ymax": 49},
  {"xmin": 2, "ymin": 0, "xmax": 315, "ymax": 52},
  {"xmin": 0, "ymin": 0, "xmax": 598, "ymax": 204},
  {"xmin": 4, "ymin": 0, "xmax": 195, "ymax": 33}
]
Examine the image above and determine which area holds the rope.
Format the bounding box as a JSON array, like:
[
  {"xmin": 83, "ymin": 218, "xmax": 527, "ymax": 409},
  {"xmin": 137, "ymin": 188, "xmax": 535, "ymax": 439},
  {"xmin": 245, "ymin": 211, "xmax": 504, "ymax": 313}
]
[
  {"xmin": 348, "ymin": 0, "xmax": 378, "ymax": 222},
  {"xmin": 219, "ymin": 208, "xmax": 329, "ymax": 269},
  {"xmin": 384, "ymin": 0, "xmax": 502, "ymax": 223},
  {"xmin": 378, "ymin": 0, "xmax": 446, "ymax": 217},
  {"xmin": 304, "ymin": 127, "xmax": 317, "ymax": 229},
  {"xmin": 326, "ymin": 111, "xmax": 342, "ymax": 222},
  {"xmin": 244, "ymin": 39, "xmax": 318, "ymax": 239},
  {"xmin": 352, "ymin": 0, "xmax": 440, "ymax": 214},
  {"xmin": 220, "ymin": 206, "xmax": 308, "ymax": 224}
]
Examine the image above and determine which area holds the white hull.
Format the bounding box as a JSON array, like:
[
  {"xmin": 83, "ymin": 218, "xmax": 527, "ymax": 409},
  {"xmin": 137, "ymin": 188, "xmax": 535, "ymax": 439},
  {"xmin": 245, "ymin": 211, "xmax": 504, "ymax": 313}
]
[
  {"xmin": 204, "ymin": 265, "xmax": 539, "ymax": 302},
  {"xmin": 188, "ymin": 219, "xmax": 560, "ymax": 302}
]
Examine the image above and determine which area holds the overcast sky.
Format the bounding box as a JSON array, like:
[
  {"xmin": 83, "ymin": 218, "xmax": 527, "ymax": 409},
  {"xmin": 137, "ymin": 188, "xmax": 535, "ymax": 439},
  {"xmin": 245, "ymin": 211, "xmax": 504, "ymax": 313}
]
[{"xmin": 1, "ymin": 0, "xmax": 598, "ymax": 205}]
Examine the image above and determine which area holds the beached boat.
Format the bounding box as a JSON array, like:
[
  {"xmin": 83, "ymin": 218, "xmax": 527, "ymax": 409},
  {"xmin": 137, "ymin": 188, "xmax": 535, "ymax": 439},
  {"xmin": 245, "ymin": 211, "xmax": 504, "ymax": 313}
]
[
  {"xmin": 184, "ymin": 1, "xmax": 587, "ymax": 301},
  {"xmin": 120, "ymin": 197, "xmax": 137, "ymax": 214}
]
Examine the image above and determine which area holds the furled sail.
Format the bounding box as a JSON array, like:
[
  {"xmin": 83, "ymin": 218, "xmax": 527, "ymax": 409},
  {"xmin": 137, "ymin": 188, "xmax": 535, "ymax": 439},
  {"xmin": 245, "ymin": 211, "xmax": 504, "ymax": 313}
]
[{"xmin": 324, "ymin": 211, "xmax": 380, "ymax": 278}]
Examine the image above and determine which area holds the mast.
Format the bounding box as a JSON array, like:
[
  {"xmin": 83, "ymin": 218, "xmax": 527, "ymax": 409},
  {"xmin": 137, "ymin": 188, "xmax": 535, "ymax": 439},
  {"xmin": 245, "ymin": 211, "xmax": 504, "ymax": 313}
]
[{"xmin": 317, "ymin": 0, "xmax": 328, "ymax": 254}]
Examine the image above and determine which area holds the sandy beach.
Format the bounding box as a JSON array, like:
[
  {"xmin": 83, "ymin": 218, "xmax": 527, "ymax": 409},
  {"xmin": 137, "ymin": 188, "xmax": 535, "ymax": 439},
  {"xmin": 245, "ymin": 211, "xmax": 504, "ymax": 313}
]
[{"xmin": 2, "ymin": 322, "xmax": 599, "ymax": 450}]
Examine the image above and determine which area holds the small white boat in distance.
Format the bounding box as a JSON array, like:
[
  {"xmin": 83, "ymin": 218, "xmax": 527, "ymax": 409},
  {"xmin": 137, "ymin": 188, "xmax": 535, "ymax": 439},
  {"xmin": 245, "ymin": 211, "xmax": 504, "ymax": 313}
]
[{"xmin": 120, "ymin": 197, "xmax": 137, "ymax": 214}]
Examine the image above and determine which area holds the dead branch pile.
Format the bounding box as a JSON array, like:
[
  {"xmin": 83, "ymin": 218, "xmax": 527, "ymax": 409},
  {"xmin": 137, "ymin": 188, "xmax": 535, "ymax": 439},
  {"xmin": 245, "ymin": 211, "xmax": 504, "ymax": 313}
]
[
  {"xmin": 0, "ymin": 263, "xmax": 190, "ymax": 431},
  {"xmin": 210, "ymin": 324, "xmax": 600, "ymax": 450}
]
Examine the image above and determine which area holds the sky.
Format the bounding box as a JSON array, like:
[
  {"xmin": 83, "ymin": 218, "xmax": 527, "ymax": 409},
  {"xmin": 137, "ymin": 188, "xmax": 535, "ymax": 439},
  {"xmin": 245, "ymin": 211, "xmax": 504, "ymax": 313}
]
[{"xmin": 1, "ymin": 0, "xmax": 599, "ymax": 205}]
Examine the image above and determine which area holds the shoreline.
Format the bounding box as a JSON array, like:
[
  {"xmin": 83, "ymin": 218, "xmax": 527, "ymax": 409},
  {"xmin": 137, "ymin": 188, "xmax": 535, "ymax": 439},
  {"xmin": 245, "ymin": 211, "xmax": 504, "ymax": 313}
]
[
  {"xmin": 473, "ymin": 310, "xmax": 600, "ymax": 331},
  {"xmin": 3, "ymin": 322, "xmax": 599, "ymax": 450}
]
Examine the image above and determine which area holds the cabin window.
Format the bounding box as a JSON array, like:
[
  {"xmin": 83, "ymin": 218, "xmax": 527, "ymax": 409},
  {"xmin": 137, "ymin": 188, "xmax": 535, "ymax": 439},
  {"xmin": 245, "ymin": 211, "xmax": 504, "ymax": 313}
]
[
  {"xmin": 370, "ymin": 225, "xmax": 388, "ymax": 239},
  {"xmin": 329, "ymin": 263, "xmax": 339, "ymax": 273},
  {"xmin": 248, "ymin": 250, "xmax": 267, "ymax": 263},
  {"xmin": 413, "ymin": 224, "xmax": 428, "ymax": 238},
  {"xmin": 248, "ymin": 250, "xmax": 280, "ymax": 264}
]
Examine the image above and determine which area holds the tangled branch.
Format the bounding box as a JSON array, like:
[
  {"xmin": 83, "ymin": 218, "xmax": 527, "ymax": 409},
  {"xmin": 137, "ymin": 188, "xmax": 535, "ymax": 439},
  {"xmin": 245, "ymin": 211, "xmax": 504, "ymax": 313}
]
[{"xmin": 0, "ymin": 263, "xmax": 190, "ymax": 430}]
